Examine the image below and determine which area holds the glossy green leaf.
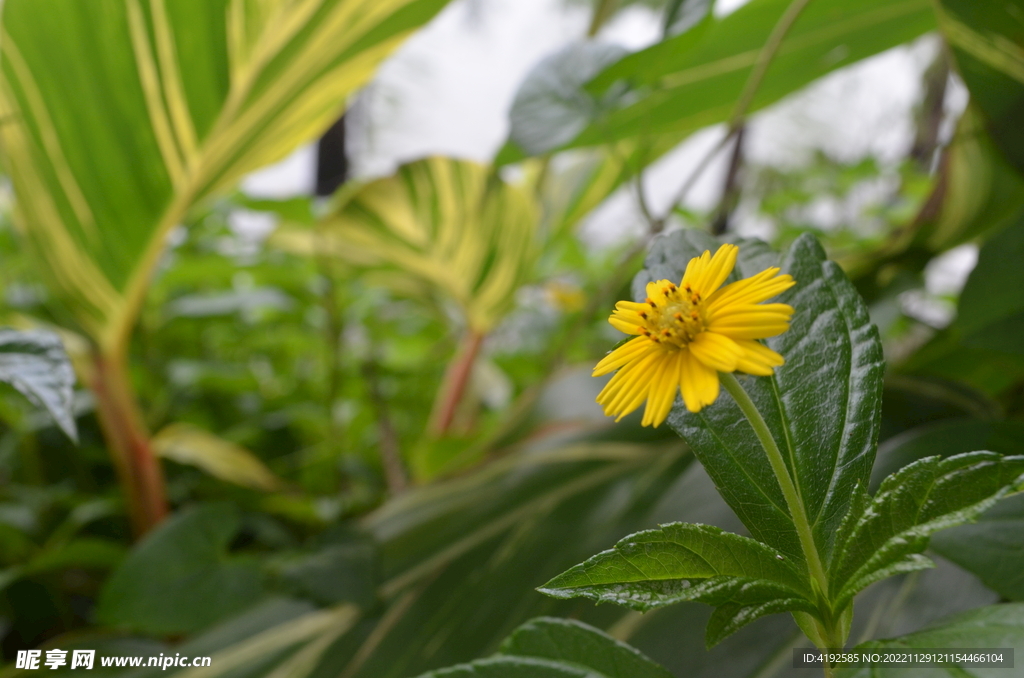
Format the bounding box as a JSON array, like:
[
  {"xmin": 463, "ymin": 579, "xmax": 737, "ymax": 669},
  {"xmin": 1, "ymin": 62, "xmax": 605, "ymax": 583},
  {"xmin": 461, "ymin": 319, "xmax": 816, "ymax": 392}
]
[
  {"xmin": 935, "ymin": 0, "xmax": 1024, "ymax": 173},
  {"xmin": 647, "ymin": 231, "xmax": 885, "ymax": 566},
  {"xmin": 500, "ymin": 0, "xmax": 935, "ymax": 161},
  {"xmin": 96, "ymin": 502, "xmax": 264, "ymax": 635},
  {"xmin": 0, "ymin": 328, "xmax": 77, "ymax": 440},
  {"xmin": 830, "ymin": 452, "xmax": 1024, "ymax": 612},
  {"xmin": 841, "ymin": 604, "xmax": 1024, "ymax": 678},
  {"xmin": 538, "ymin": 522, "xmax": 814, "ymax": 645},
  {"xmin": 414, "ymin": 617, "xmax": 673, "ymax": 678},
  {"xmin": 0, "ymin": 0, "xmax": 452, "ymax": 352}
]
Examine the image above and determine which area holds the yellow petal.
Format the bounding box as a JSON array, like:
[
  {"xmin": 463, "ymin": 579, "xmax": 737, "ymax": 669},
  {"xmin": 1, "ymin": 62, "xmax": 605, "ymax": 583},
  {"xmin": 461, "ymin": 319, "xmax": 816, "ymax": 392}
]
[
  {"xmin": 596, "ymin": 350, "xmax": 663, "ymax": 419},
  {"xmin": 642, "ymin": 351, "xmax": 681, "ymax": 427},
  {"xmin": 682, "ymin": 244, "xmax": 737, "ymax": 294},
  {"xmin": 679, "ymin": 349, "xmax": 720, "ymax": 413},
  {"xmin": 681, "ymin": 251, "xmax": 711, "ymax": 290},
  {"xmin": 593, "ymin": 337, "xmax": 658, "ymax": 376},
  {"xmin": 707, "ymin": 304, "xmax": 793, "ymax": 339},
  {"xmin": 609, "ymin": 315, "xmax": 645, "ymax": 335},
  {"xmin": 689, "ymin": 331, "xmax": 743, "ymax": 372},
  {"xmin": 735, "ymin": 339, "xmax": 784, "ymax": 376},
  {"xmin": 707, "ymin": 269, "xmax": 795, "ymax": 311}
]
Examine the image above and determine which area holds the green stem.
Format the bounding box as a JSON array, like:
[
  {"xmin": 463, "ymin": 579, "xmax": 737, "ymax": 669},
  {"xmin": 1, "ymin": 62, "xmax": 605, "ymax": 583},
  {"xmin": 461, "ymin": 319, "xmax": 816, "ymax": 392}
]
[{"xmin": 719, "ymin": 372, "xmax": 829, "ymax": 598}]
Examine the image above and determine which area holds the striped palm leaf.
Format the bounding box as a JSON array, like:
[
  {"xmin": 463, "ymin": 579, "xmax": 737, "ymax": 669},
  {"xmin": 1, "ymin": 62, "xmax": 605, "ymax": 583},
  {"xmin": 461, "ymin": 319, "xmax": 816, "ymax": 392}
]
[{"xmin": 0, "ymin": 0, "xmax": 452, "ymax": 532}]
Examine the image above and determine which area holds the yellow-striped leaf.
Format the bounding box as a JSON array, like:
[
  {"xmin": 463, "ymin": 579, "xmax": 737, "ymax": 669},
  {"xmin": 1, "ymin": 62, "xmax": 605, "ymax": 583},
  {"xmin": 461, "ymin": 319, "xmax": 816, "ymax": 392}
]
[
  {"xmin": 280, "ymin": 157, "xmax": 539, "ymax": 332},
  {"xmin": 0, "ymin": 0, "xmax": 451, "ymax": 353}
]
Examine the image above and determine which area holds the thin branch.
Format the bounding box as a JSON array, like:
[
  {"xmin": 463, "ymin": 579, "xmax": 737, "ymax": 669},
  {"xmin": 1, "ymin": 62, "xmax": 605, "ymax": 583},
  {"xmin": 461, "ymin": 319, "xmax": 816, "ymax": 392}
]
[
  {"xmin": 659, "ymin": 0, "xmax": 815, "ymax": 222},
  {"xmin": 728, "ymin": 0, "xmax": 815, "ymax": 130},
  {"xmin": 711, "ymin": 124, "xmax": 746, "ymax": 235}
]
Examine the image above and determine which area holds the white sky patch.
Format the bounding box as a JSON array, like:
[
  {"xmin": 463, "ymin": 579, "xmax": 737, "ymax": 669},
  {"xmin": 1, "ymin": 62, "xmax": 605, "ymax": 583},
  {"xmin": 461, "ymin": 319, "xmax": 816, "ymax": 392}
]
[
  {"xmin": 241, "ymin": 144, "xmax": 316, "ymax": 199},
  {"xmin": 926, "ymin": 244, "xmax": 979, "ymax": 297}
]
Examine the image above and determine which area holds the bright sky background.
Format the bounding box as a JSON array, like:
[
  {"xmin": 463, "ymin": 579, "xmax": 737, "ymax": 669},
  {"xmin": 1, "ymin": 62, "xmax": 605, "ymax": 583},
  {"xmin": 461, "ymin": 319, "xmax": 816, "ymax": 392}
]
[{"xmin": 241, "ymin": 0, "xmax": 975, "ymax": 301}]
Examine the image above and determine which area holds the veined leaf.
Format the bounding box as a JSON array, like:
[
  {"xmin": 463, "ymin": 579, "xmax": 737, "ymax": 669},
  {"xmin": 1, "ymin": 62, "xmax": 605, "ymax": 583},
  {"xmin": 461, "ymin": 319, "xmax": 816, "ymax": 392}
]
[
  {"xmin": 0, "ymin": 327, "xmax": 77, "ymax": 440},
  {"xmin": 539, "ymin": 522, "xmax": 811, "ymax": 608},
  {"xmin": 829, "ymin": 452, "xmax": 1024, "ymax": 612},
  {"xmin": 0, "ymin": 0, "xmax": 452, "ymax": 352},
  {"xmin": 648, "ymin": 231, "xmax": 885, "ymax": 566},
  {"xmin": 413, "ymin": 617, "xmax": 673, "ymax": 678},
  {"xmin": 276, "ymin": 157, "xmax": 538, "ymax": 333},
  {"xmin": 538, "ymin": 522, "xmax": 815, "ymax": 646}
]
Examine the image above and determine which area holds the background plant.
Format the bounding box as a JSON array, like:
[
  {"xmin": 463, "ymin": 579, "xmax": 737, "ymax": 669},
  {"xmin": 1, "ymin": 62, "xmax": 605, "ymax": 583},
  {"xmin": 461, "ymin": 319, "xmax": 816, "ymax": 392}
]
[{"xmin": 0, "ymin": 0, "xmax": 1021, "ymax": 676}]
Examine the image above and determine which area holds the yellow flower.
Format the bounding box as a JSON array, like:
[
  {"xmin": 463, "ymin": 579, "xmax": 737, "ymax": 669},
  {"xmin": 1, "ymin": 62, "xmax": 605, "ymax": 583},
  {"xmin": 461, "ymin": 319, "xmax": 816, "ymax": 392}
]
[{"xmin": 594, "ymin": 244, "xmax": 795, "ymax": 427}]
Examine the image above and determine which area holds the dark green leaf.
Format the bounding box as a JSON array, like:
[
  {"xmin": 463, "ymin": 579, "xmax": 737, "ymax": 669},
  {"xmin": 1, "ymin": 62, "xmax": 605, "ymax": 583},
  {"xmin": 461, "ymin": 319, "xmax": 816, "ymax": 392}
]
[
  {"xmin": 935, "ymin": 0, "xmax": 1024, "ymax": 173},
  {"xmin": 651, "ymin": 231, "xmax": 884, "ymax": 566},
  {"xmin": 841, "ymin": 604, "xmax": 1024, "ymax": 678},
  {"xmin": 830, "ymin": 452, "xmax": 1024, "ymax": 611},
  {"xmin": 0, "ymin": 328, "xmax": 77, "ymax": 440},
  {"xmin": 874, "ymin": 419, "xmax": 1024, "ymax": 489},
  {"xmin": 539, "ymin": 522, "xmax": 811, "ymax": 609},
  {"xmin": 498, "ymin": 617, "xmax": 673, "ymax": 678},
  {"xmin": 538, "ymin": 522, "xmax": 815, "ymax": 646},
  {"xmin": 96, "ymin": 503, "xmax": 264, "ymax": 635},
  {"xmin": 275, "ymin": 542, "xmax": 377, "ymax": 608},
  {"xmin": 957, "ymin": 218, "xmax": 1024, "ymax": 352},
  {"xmin": 932, "ymin": 493, "xmax": 1024, "ymax": 602},
  {"xmin": 414, "ymin": 617, "xmax": 672, "ymax": 678}
]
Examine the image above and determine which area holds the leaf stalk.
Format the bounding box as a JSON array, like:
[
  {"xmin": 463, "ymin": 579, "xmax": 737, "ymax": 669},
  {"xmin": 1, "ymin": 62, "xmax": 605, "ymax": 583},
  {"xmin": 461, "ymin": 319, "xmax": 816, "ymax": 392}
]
[{"xmin": 719, "ymin": 373, "xmax": 830, "ymax": 610}]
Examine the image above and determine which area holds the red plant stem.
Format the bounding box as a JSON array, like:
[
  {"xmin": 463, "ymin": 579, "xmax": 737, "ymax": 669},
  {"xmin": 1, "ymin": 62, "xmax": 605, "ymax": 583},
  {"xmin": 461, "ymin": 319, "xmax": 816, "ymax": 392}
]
[
  {"xmin": 430, "ymin": 330, "xmax": 485, "ymax": 437},
  {"xmin": 90, "ymin": 351, "xmax": 168, "ymax": 536}
]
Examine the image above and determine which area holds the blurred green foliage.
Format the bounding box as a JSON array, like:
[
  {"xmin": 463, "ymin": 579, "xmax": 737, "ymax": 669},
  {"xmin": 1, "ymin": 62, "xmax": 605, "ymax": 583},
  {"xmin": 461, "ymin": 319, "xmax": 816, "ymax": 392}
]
[{"xmin": 0, "ymin": 0, "xmax": 1022, "ymax": 676}]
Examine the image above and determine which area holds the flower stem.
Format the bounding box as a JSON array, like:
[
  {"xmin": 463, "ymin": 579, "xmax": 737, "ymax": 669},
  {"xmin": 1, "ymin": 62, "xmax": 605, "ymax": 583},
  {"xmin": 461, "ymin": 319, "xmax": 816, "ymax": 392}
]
[{"xmin": 719, "ymin": 372, "xmax": 829, "ymax": 599}]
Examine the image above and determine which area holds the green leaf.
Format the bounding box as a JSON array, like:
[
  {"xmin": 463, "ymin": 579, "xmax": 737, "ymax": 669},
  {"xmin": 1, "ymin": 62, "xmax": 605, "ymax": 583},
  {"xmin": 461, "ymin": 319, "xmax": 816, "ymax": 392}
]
[
  {"xmin": 956, "ymin": 217, "xmax": 1024, "ymax": 352},
  {"xmin": 874, "ymin": 419, "xmax": 1024, "ymax": 487},
  {"xmin": 830, "ymin": 452, "xmax": 1024, "ymax": 612},
  {"xmin": 538, "ymin": 522, "xmax": 814, "ymax": 646},
  {"xmin": 276, "ymin": 157, "xmax": 538, "ymax": 333},
  {"xmin": 152, "ymin": 422, "xmax": 283, "ymax": 491},
  {"xmin": 0, "ymin": 328, "xmax": 77, "ymax": 440},
  {"xmin": 96, "ymin": 503, "xmax": 264, "ymax": 635},
  {"xmin": 934, "ymin": 0, "xmax": 1024, "ymax": 173},
  {"xmin": 932, "ymin": 494, "xmax": 1024, "ymax": 603},
  {"xmin": 508, "ymin": 42, "xmax": 628, "ymax": 156},
  {"xmin": 275, "ymin": 542, "xmax": 377, "ymax": 608},
  {"xmin": 841, "ymin": 604, "xmax": 1024, "ymax": 678},
  {"xmin": 501, "ymin": 0, "xmax": 935, "ymax": 160},
  {"xmin": 539, "ymin": 522, "xmax": 811, "ymax": 606},
  {"xmin": 413, "ymin": 617, "xmax": 672, "ymax": 678},
  {"xmin": 650, "ymin": 231, "xmax": 885, "ymax": 566},
  {"xmin": 0, "ymin": 0, "xmax": 452, "ymax": 352},
  {"xmin": 499, "ymin": 618, "xmax": 674, "ymax": 678}
]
